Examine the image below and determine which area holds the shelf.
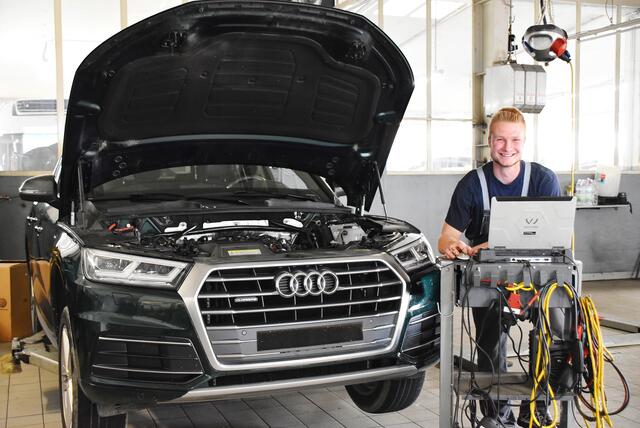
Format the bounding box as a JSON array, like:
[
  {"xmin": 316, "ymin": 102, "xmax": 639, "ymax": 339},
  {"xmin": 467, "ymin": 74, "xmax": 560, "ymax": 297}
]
[
  {"xmin": 576, "ymin": 203, "xmax": 631, "ymax": 211},
  {"xmin": 453, "ymin": 372, "xmax": 575, "ymax": 401}
]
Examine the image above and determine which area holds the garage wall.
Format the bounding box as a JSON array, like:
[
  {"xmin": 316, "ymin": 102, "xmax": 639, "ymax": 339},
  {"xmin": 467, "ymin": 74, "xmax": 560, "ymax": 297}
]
[
  {"xmin": 2, "ymin": 173, "xmax": 638, "ymax": 276},
  {"xmin": 371, "ymin": 173, "xmax": 640, "ymax": 276}
]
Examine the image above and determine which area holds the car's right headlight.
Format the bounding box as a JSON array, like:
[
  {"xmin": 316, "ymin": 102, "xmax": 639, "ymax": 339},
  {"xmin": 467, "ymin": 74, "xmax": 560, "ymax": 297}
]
[
  {"xmin": 389, "ymin": 235, "xmax": 435, "ymax": 271},
  {"xmin": 83, "ymin": 248, "xmax": 188, "ymax": 289}
]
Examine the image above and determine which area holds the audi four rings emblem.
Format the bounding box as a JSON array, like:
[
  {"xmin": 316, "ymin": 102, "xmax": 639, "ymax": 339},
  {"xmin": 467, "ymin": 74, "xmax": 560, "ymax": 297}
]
[{"xmin": 274, "ymin": 270, "xmax": 340, "ymax": 298}]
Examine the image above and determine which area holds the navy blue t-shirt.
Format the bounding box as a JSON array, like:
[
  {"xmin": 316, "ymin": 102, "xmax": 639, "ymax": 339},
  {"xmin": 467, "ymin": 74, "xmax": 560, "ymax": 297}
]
[{"xmin": 445, "ymin": 161, "xmax": 561, "ymax": 246}]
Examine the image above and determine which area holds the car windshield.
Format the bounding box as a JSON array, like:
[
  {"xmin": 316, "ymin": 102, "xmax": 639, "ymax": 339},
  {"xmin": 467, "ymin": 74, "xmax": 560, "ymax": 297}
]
[{"xmin": 88, "ymin": 164, "xmax": 332, "ymax": 203}]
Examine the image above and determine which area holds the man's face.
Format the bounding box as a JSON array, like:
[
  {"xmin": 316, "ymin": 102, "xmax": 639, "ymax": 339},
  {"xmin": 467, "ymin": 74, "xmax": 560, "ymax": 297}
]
[{"xmin": 489, "ymin": 121, "xmax": 525, "ymax": 168}]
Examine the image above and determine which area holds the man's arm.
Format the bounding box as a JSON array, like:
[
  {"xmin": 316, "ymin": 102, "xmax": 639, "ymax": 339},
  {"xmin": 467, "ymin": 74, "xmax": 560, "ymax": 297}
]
[{"xmin": 438, "ymin": 222, "xmax": 474, "ymax": 259}]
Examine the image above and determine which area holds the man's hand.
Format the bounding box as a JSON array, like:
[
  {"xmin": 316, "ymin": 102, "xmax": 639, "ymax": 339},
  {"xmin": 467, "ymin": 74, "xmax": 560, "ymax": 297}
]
[
  {"xmin": 438, "ymin": 223, "xmax": 471, "ymax": 260},
  {"xmin": 442, "ymin": 240, "xmax": 472, "ymax": 259},
  {"xmin": 470, "ymin": 242, "xmax": 489, "ymax": 255}
]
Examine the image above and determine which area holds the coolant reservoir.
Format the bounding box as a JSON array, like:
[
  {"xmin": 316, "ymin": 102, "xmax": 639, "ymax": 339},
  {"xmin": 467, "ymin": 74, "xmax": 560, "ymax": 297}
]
[
  {"xmin": 329, "ymin": 223, "xmax": 366, "ymax": 245},
  {"xmin": 593, "ymin": 165, "xmax": 621, "ymax": 197}
]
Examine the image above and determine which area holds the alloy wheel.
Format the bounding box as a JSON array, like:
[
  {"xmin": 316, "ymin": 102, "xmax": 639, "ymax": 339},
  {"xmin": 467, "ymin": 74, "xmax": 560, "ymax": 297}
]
[{"xmin": 60, "ymin": 325, "xmax": 74, "ymax": 428}]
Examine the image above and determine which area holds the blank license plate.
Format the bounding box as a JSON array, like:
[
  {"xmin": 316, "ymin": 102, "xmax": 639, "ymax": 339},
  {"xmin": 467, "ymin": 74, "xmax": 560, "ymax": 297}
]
[{"xmin": 257, "ymin": 323, "xmax": 363, "ymax": 351}]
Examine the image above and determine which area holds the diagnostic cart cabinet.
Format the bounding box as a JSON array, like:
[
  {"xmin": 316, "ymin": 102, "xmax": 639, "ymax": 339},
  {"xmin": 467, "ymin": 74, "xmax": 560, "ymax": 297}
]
[{"xmin": 439, "ymin": 259, "xmax": 582, "ymax": 428}]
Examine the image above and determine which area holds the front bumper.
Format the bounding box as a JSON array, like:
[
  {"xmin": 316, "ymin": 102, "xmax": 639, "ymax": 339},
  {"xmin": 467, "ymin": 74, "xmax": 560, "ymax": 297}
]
[
  {"xmin": 164, "ymin": 365, "xmax": 419, "ymax": 404},
  {"xmin": 71, "ymin": 259, "xmax": 440, "ymax": 411}
]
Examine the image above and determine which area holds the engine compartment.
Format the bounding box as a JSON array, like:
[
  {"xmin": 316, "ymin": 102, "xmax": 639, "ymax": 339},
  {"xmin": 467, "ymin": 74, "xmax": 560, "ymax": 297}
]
[{"xmin": 86, "ymin": 210, "xmax": 419, "ymax": 259}]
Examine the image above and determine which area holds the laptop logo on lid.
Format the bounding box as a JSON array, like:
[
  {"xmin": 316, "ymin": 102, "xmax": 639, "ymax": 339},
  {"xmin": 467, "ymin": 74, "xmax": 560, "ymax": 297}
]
[{"xmin": 525, "ymin": 217, "xmax": 539, "ymax": 225}]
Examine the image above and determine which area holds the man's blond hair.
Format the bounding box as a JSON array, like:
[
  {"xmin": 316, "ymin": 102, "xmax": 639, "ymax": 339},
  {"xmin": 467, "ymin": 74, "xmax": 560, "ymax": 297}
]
[{"xmin": 489, "ymin": 107, "xmax": 526, "ymax": 138}]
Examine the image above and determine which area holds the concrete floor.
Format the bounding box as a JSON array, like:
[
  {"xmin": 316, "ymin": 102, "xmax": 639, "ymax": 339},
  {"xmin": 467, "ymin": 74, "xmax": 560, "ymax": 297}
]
[{"xmin": 1, "ymin": 279, "xmax": 639, "ymax": 428}]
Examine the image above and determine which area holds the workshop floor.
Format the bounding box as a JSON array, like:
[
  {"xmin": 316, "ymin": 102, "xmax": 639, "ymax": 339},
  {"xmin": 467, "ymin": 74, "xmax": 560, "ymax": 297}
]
[{"xmin": 1, "ymin": 279, "xmax": 639, "ymax": 428}]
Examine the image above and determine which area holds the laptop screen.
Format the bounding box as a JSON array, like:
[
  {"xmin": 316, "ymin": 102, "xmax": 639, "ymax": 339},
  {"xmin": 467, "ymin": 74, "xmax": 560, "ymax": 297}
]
[{"xmin": 488, "ymin": 197, "xmax": 576, "ymax": 250}]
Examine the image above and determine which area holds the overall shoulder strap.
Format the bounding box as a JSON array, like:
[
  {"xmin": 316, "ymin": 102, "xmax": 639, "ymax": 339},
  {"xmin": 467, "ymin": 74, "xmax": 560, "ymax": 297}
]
[
  {"xmin": 476, "ymin": 166, "xmax": 490, "ymax": 213},
  {"xmin": 521, "ymin": 161, "xmax": 531, "ymax": 197}
]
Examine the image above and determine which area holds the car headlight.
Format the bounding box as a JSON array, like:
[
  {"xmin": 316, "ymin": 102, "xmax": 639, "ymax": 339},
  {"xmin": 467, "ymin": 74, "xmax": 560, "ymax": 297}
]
[
  {"xmin": 83, "ymin": 248, "xmax": 188, "ymax": 288},
  {"xmin": 390, "ymin": 235, "xmax": 435, "ymax": 271}
]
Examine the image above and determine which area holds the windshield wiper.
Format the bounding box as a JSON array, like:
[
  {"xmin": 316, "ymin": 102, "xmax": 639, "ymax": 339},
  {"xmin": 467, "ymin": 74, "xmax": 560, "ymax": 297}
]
[
  {"xmin": 185, "ymin": 194, "xmax": 249, "ymax": 205},
  {"xmin": 230, "ymin": 190, "xmax": 321, "ymax": 202},
  {"xmin": 88, "ymin": 192, "xmax": 248, "ymax": 205},
  {"xmin": 88, "ymin": 192, "xmax": 182, "ymax": 202}
]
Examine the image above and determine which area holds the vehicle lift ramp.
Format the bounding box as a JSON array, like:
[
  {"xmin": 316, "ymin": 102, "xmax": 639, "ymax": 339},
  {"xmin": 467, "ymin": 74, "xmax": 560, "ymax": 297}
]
[{"xmin": 11, "ymin": 331, "xmax": 59, "ymax": 374}]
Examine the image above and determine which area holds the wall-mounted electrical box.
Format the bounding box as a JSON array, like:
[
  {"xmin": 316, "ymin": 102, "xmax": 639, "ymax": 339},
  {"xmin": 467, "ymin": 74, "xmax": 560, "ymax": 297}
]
[{"xmin": 483, "ymin": 63, "xmax": 546, "ymax": 116}]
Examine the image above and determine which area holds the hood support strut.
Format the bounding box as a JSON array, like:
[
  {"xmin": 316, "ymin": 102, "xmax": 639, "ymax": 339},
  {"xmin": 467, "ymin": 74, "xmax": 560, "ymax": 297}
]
[{"xmin": 374, "ymin": 161, "xmax": 388, "ymax": 220}]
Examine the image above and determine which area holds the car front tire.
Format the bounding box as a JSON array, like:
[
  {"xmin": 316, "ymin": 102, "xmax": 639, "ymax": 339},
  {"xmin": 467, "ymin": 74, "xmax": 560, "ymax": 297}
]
[
  {"xmin": 59, "ymin": 308, "xmax": 126, "ymax": 428},
  {"xmin": 345, "ymin": 372, "xmax": 425, "ymax": 413}
]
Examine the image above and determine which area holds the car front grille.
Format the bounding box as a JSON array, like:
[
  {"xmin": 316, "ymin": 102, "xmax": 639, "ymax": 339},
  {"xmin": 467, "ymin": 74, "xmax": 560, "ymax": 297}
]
[
  {"xmin": 199, "ymin": 259, "xmax": 403, "ymax": 326},
  {"xmin": 197, "ymin": 258, "xmax": 406, "ymax": 366}
]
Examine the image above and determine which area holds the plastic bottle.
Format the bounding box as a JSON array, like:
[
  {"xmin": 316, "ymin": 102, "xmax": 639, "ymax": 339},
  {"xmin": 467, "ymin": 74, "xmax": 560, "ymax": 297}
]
[
  {"xmin": 575, "ymin": 179, "xmax": 586, "ymax": 206},
  {"xmin": 587, "ymin": 178, "xmax": 598, "ymax": 206}
]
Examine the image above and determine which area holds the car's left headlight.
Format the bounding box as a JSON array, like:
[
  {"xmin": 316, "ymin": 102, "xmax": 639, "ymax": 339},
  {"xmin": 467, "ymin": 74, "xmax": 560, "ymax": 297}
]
[
  {"xmin": 389, "ymin": 235, "xmax": 435, "ymax": 271},
  {"xmin": 83, "ymin": 248, "xmax": 188, "ymax": 288}
]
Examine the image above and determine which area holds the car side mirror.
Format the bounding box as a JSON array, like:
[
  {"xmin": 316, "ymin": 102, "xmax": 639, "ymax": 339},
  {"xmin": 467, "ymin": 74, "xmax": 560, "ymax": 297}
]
[
  {"xmin": 334, "ymin": 187, "xmax": 346, "ymax": 198},
  {"xmin": 19, "ymin": 175, "xmax": 58, "ymax": 205}
]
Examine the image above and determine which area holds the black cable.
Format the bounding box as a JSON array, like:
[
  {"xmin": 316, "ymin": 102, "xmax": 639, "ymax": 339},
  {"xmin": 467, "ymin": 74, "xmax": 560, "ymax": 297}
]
[
  {"xmin": 571, "ymin": 399, "xmax": 586, "ymax": 428},
  {"xmin": 532, "ymin": 280, "xmax": 555, "ymax": 417},
  {"xmin": 466, "ymin": 296, "xmax": 498, "ymax": 393},
  {"xmin": 457, "ymin": 262, "xmax": 501, "ymax": 424},
  {"xmin": 454, "ymin": 285, "xmax": 466, "ymax": 426},
  {"xmin": 463, "ymin": 285, "xmax": 526, "ymax": 426},
  {"xmin": 463, "ymin": 263, "xmax": 547, "ymax": 420},
  {"xmin": 495, "ymin": 288, "xmax": 551, "ymax": 411},
  {"xmin": 497, "ymin": 289, "xmax": 502, "ymax": 409},
  {"xmin": 541, "ymin": 282, "xmax": 556, "ymax": 414},
  {"xmin": 502, "ymin": 311, "xmax": 529, "ymax": 374},
  {"xmin": 539, "ymin": 0, "xmax": 548, "ymax": 24}
]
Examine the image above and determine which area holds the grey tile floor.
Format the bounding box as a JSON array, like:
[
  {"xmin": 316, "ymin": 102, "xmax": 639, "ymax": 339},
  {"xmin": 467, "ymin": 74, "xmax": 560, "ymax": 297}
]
[{"xmin": 1, "ymin": 279, "xmax": 639, "ymax": 428}]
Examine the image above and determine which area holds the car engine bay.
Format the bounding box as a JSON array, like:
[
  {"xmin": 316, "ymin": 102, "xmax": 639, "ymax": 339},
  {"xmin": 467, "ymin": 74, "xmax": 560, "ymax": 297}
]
[{"xmin": 85, "ymin": 210, "xmax": 420, "ymax": 259}]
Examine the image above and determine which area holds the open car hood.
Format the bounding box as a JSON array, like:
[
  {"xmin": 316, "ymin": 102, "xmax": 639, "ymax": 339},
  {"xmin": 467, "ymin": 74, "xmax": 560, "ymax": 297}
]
[{"xmin": 60, "ymin": 0, "xmax": 413, "ymax": 210}]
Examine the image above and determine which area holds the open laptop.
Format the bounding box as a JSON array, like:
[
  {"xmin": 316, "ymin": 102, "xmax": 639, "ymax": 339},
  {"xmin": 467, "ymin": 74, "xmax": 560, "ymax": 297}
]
[{"xmin": 480, "ymin": 196, "xmax": 576, "ymax": 262}]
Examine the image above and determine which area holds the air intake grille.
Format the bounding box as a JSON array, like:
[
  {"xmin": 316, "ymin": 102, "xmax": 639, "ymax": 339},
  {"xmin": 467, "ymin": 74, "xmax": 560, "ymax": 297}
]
[
  {"xmin": 198, "ymin": 260, "xmax": 404, "ymax": 328},
  {"xmin": 91, "ymin": 337, "xmax": 203, "ymax": 384}
]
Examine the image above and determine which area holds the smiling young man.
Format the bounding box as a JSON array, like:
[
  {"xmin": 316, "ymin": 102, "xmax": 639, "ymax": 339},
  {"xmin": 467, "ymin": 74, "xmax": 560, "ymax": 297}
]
[
  {"xmin": 438, "ymin": 107, "xmax": 560, "ymax": 259},
  {"xmin": 437, "ymin": 107, "xmax": 561, "ymax": 427}
]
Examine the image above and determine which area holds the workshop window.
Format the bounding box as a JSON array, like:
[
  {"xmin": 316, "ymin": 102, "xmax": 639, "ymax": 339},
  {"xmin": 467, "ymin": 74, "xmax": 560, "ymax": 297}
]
[
  {"xmin": 535, "ymin": 1, "xmax": 576, "ymax": 172},
  {"xmin": 578, "ymin": 3, "xmax": 617, "ymax": 170},
  {"xmin": 619, "ymin": 7, "xmax": 640, "ymax": 171},
  {"xmin": 383, "ymin": 0, "xmax": 428, "ymax": 118},
  {"xmin": 0, "ymin": 1, "xmax": 58, "ymax": 173},
  {"xmin": 386, "ymin": 119, "xmax": 428, "ymax": 173},
  {"xmin": 375, "ymin": 0, "xmax": 473, "ymax": 173},
  {"xmin": 127, "ymin": 0, "xmax": 182, "ymax": 26},
  {"xmin": 431, "ymin": 0, "xmax": 472, "ymax": 120},
  {"xmin": 62, "ymin": 0, "xmax": 120, "ymax": 139},
  {"xmin": 430, "ymin": 120, "xmax": 472, "ymax": 171}
]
